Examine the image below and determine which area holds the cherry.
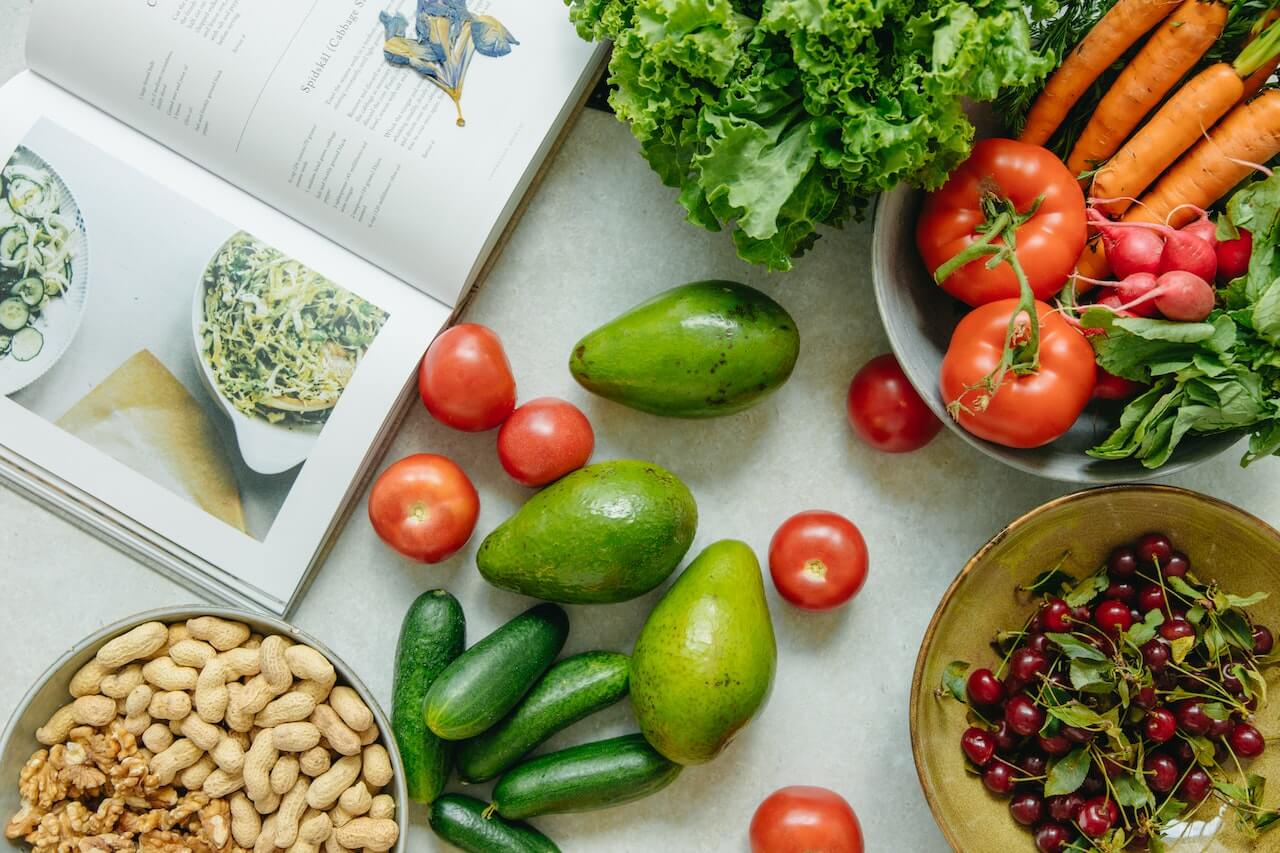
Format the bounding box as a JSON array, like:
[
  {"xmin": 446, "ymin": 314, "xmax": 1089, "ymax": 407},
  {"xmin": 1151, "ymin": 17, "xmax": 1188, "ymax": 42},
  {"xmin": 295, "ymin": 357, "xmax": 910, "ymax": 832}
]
[
  {"xmin": 1223, "ymin": 673, "xmax": 1245, "ymax": 697},
  {"xmin": 1173, "ymin": 740, "xmax": 1197, "ymax": 766},
  {"xmin": 1142, "ymin": 639, "xmax": 1170, "ymax": 671},
  {"xmin": 1155, "ymin": 669, "xmax": 1179, "ymax": 691},
  {"xmin": 1077, "ymin": 797, "xmax": 1118, "ymax": 838},
  {"xmin": 1100, "ymin": 754, "xmax": 1126, "ymax": 779},
  {"xmin": 1070, "ymin": 604, "xmax": 1092, "ymax": 625},
  {"xmin": 1006, "ymin": 694, "xmax": 1047, "ymax": 737},
  {"xmin": 1041, "ymin": 598, "xmax": 1072, "ymax": 632},
  {"xmin": 1103, "ymin": 580, "xmax": 1137, "ymax": 604},
  {"xmin": 1177, "ymin": 700, "xmax": 1212, "ymax": 736},
  {"xmin": 967, "ymin": 668, "xmax": 1005, "ymax": 706},
  {"xmin": 1026, "ymin": 632, "xmax": 1052, "ymax": 655},
  {"xmin": 1134, "ymin": 686, "xmax": 1158, "ymax": 711},
  {"xmin": 1019, "ymin": 752, "xmax": 1048, "ymax": 777},
  {"xmin": 1207, "ymin": 716, "xmax": 1233, "ymax": 740},
  {"xmin": 1108, "ymin": 546, "xmax": 1138, "ymax": 578},
  {"xmin": 1161, "ymin": 618, "xmax": 1195, "ymax": 642},
  {"xmin": 1010, "ymin": 792, "xmax": 1044, "ymax": 826},
  {"xmin": 1081, "ymin": 770, "xmax": 1105, "ymax": 795},
  {"xmin": 1230, "ymin": 723, "xmax": 1266, "ymax": 758},
  {"xmin": 1137, "ymin": 533, "xmax": 1174, "ymax": 568},
  {"xmin": 1046, "ymin": 793, "xmax": 1084, "ymax": 822},
  {"xmin": 961, "ymin": 727, "xmax": 995, "ymax": 766},
  {"xmin": 1164, "ymin": 552, "xmax": 1190, "ymax": 577},
  {"xmin": 1145, "ymin": 708, "xmax": 1177, "ymax": 743},
  {"xmin": 983, "ymin": 761, "xmax": 1015, "ymax": 794},
  {"xmin": 1038, "ymin": 733, "xmax": 1072, "ymax": 756},
  {"xmin": 1095, "ymin": 600, "xmax": 1134, "ymax": 635},
  {"xmin": 1137, "ymin": 584, "xmax": 1166, "ymax": 614},
  {"xmin": 991, "ymin": 719, "xmax": 1019, "ymax": 753},
  {"xmin": 1011, "ymin": 648, "xmax": 1049, "ymax": 683},
  {"xmin": 1254, "ymin": 625, "xmax": 1275, "ymax": 656},
  {"xmin": 1145, "ymin": 753, "xmax": 1180, "ymax": 793},
  {"xmin": 1179, "ymin": 768, "xmax": 1212, "ymax": 802},
  {"xmin": 1062, "ymin": 725, "xmax": 1094, "ymax": 745},
  {"xmin": 1034, "ymin": 822, "xmax": 1072, "ymax": 853}
]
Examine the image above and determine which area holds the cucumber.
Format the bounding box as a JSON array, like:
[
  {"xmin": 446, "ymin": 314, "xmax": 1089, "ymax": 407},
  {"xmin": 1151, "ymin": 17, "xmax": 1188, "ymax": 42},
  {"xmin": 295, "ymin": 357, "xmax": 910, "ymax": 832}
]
[
  {"xmin": 10, "ymin": 327, "xmax": 42, "ymax": 362},
  {"xmin": 492, "ymin": 733, "xmax": 681, "ymax": 819},
  {"xmin": 0, "ymin": 297, "xmax": 28, "ymax": 332},
  {"xmin": 391, "ymin": 589, "xmax": 465, "ymax": 803},
  {"xmin": 428, "ymin": 794, "xmax": 560, "ymax": 853},
  {"xmin": 457, "ymin": 651, "xmax": 630, "ymax": 783},
  {"xmin": 14, "ymin": 277, "xmax": 43, "ymax": 307},
  {"xmin": 424, "ymin": 603, "xmax": 568, "ymax": 741}
]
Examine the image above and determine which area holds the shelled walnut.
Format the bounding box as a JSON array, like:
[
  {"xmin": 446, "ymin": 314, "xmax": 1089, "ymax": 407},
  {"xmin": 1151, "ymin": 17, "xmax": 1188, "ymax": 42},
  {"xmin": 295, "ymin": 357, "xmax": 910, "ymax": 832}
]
[{"xmin": 6, "ymin": 617, "xmax": 399, "ymax": 853}]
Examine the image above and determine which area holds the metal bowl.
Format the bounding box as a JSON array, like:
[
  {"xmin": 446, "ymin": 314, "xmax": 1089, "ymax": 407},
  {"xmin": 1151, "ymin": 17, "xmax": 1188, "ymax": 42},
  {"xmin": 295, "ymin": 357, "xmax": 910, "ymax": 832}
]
[
  {"xmin": 0, "ymin": 606, "xmax": 407, "ymax": 852},
  {"xmin": 871, "ymin": 185, "xmax": 1239, "ymax": 483},
  {"xmin": 910, "ymin": 485, "xmax": 1280, "ymax": 851}
]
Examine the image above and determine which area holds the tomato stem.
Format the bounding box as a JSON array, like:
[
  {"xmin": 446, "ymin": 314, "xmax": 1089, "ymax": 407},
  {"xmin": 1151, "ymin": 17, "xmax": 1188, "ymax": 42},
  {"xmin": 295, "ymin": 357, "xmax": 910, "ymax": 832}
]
[{"xmin": 941, "ymin": 193, "xmax": 1045, "ymax": 418}]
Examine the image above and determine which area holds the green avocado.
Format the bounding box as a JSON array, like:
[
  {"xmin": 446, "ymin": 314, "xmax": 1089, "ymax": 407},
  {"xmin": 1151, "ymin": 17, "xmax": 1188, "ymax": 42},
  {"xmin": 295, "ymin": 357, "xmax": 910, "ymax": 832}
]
[
  {"xmin": 569, "ymin": 281, "xmax": 800, "ymax": 418},
  {"xmin": 476, "ymin": 460, "xmax": 697, "ymax": 604},
  {"xmin": 630, "ymin": 540, "xmax": 776, "ymax": 765}
]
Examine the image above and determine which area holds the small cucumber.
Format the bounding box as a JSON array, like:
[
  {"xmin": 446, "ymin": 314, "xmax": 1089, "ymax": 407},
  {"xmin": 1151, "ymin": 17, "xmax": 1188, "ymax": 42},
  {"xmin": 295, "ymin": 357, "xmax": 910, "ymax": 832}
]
[
  {"xmin": 429, "ymin": 794, "xmax": 560, "ymax": 853},
  {"xmin": 391, "ymin": 589, "xmax": 465, "ymax": 803},
  {"xmin": 425, "ymin": 603, "xmax": 568, "ymax": 741},
  {"xmin": 492, "ymin": 733, "xmax": 681, "ymax": 819},
  {"xmin": 457, "ymin": 651, "xmax": 630, "ymax": 783}
]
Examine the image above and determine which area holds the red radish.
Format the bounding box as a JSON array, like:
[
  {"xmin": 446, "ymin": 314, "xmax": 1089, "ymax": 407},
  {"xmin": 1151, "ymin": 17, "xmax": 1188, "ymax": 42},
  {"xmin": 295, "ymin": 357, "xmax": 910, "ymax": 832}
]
[
  {"xmin": 1113, "ymin": 272, "xmax": 1160, "ymax": 318},
  {"xmin": 1217, "ymin": 227, "xmax": 1252, "ymax": 283},
  {"xmin": 1094, "ymin": 369, "xmax": 1145, "ymax": 400},
  {"xmin": 1150, "ymin": 271, "xmax": 1215, "ymax": 321},
  {"xmin": 1088, "ymin": 209, "xmax": 1163, "ymax": 278},
  {"xmin": 1181, "ymin": 217, "xmax": 1218, "ymax": 248},
  {"xmin": 1097, "ymin": 293, "xmax": 1136, "ymax": 317},
  {"xmin": 1157, "ymin": 230, "xmax": 1217, "ymax": 282}
]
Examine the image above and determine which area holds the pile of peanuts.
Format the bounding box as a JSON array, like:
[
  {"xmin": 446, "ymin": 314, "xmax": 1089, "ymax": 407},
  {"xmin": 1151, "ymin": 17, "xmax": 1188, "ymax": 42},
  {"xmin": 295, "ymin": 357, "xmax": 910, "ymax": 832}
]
[{"xmin": 12, "ymin": 616, "xmax": 400, "ymax": 853}]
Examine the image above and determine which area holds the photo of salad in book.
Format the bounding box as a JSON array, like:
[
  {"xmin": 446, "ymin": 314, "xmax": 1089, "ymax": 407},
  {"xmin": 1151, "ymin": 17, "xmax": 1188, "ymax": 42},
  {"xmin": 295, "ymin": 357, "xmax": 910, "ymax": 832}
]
[{"xmin": 0, "ymin": 0, "xmax": 605, "ymax": 613}]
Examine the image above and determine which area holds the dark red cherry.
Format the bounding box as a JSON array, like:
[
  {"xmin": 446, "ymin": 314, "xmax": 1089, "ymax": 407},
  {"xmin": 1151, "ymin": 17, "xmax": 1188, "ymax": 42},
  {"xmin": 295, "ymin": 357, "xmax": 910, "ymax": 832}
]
[
  {"xmin": 1138, "ymin": 584, "xmax": 1166, "ymax": 614},
  {"xmin": 1038, "ymin": 733, "xmax": 1072, "ymax": 756},
  {"xmin": 961, "ymin": 727, "xmax": 996, "ymax": 766},
  {"xmin": 967, "ymin": 668, "xmax": 1005, "ymax": 706},
  {"xmin": 1145, "ymin": 708, "xmax": 1177, "ymax": 743},
  {"xmin": 1254, "ymin": 625, "xmax": 1275, "ymax": 656},
  {"xmin": 1164, "ymin": 552, "xmax": 1190, "ymax": 577},
  {"xmin": 1230, "ymin": 723, "xmax": 1266, "ymax": 759},
  {"xmin": 1108, "ymin": 546, "xmax": 1138, "ymax": 578},
  {"xmin": 1177, "ymin": 701, "xmax": 1212, "ymax": 736},
  {"xmin": 1062, "ymin": 725, "xmax": 1094, "ymax": 745},
  {"xmin": 1145, "ymin": 753, "xmax": 1179, "ymax": 793},
  {"xmin": 984, "ymin": 761, "xmax": 1015, "ymax": 795},
  {"xmin": 1010, "ymin": 791, "xmax": 1045, "ymax": 826},
  {"xmin": 991, "ymin": 719, "xmax": 1019, "ymax": 753},
  {"xmin": 1078, "ymin": 797, "xmax": 1119, "ymax": 838},
  {"xmin": 1161, "ymin": 618, "xmax": 1195, "ymax": 642},
  {"xmin": 1041, "ymin": 599, "xmax": 1072, "ymax": 632},
  {"xmin": 1019, "ymin": 752, "xmax": 1048, "ymax": 777},
  {"xmin": 1103, "ymin": 580, "xmax": 1137, "ymax": 604},
  {"xmin": 1095, "ymin": 600, "xmax": 1134, "ymax": 635},
  {"xmin": 1034, "ymin": 822, "xmax": 1072, "ymax": 853},
  {"xmin": 1010, "ymin": 648, "xmax": 1049, "ymax": 683},
  {"xmin": 1046, "ymin": 793, "xmax": 1084, "ymax": 822},
  {"xmin": 1141, "ymin": 639, "xmax": 1170, "ymax": 671},
  {"xmin": 1134, "ymin": 686, "xmax": 1158, "ymax": 711},
  {"xmin": 1006, "ymin": 695, "xmax": 1047, "ymax": 737},
  {"xmin": 1137, "ymin": 533, "xmax": 1174, "ymax": 568},
  {"xmin": 1180, "ymin": 768, "xmax": 1212, "ymax": 802}
]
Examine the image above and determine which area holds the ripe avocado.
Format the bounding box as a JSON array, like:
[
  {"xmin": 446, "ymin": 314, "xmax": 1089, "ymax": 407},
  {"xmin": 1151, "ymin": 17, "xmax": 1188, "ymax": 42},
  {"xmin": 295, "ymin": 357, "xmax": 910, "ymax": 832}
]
[
  {"xmin": 630, "ymin": 540, "xmax": 777, "ymax": 765},
  {"xmin": 569, "ymin": 281, "xmax": 800, "ymax": 418},
  {"xmin": 476, "ymin": 460, "xmax": 697, "ymax": 604}
]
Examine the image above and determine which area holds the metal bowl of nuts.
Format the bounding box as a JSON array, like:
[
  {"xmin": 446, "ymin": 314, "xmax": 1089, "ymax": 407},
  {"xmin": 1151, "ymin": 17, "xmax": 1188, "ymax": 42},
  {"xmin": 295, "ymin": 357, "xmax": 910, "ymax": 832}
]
[{"xmin": 0, "ymin": 606, "xmax": 407, "ymax": 853}]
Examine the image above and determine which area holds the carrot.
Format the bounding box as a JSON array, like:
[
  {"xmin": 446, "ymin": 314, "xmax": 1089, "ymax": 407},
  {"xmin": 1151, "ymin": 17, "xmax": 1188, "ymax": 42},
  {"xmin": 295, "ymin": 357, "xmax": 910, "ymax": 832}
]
[
  {"xmin": 1133, "ymin": 88, "xmax": 1280, "ymax": 228},
  {"xmin": 1241, "ymin": 9, "xmax": 1280, "ymax": 100},
  {"xmin": 1090, "ymin": 63, "xmax": 1243, "ymax": 215},
  {"xmin": 1020, "ymin": 0, "xmax": 1182, "ymax": 146},
  {"xmin": 1065, "ymin": 0, "xmax": 1228, "ymax": 177}
]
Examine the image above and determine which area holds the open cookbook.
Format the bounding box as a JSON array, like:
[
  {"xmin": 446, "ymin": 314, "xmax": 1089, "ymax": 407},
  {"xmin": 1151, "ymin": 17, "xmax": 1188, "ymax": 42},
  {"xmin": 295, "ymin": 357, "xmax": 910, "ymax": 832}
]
[{"xmin": 0, "ymin": 0, "xmax": 605, "ymax": 614}]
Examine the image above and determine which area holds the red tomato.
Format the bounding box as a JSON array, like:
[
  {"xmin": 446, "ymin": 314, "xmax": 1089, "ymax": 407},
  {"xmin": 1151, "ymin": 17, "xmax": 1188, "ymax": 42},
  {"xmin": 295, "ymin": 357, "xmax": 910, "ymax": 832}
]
[
  {"xmin": 769, "ymin": 511, "xmax": 868, "ymax": 611},
  {"xmin": 917, "ymin": 139, "xmax": 1086, "ymax": 306},
  {"xmin": 419, "ymin": 324, "xmax": 516, "ymax": 431},
  {"xmin": 847, "ymin": 354, "xmax": 942, "ymax": 453},
  {"xmin": 497, "ymin": 397, "xmax": 595, "ymax": 487},
  {"xmin": 940, "ymin": 299, "xmax": 1096, "ymax": 448},
  {"xmin": 368, "ymin": 454, "xmax": 479, "ymax": 563},
  {"xmin": 750, "ymin": 786, "xmax": 864, "ymax": 853}
]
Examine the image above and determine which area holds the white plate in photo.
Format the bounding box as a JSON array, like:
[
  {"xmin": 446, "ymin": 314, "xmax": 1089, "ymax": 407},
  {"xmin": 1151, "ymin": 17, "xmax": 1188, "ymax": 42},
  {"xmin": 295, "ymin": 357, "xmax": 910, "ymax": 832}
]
[
  {"xmin": 0, "ymin": 146, "xmax": 89, "ymax": 397},
  {"xmin": 190, "ymin": 251, "xmax": 323, "ymax": 477}
]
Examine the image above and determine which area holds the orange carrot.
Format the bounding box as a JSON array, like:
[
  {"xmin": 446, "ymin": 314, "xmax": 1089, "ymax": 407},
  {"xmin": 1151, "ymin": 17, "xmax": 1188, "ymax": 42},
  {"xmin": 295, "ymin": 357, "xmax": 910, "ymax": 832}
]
[
  {"xmin": 1020, "ymin": 0, "xmax": 1182, "ymax": 146},
  {"xmin": 1241, "ymin": 9, "xmax": 1280, "ymax": 100},
  {"xmin": 1091, "ymin": 62, "xmax": 1243, "ymax": 215},
  {"xmin": 1133, "ymin": 88, "xmax": 1280, "ymax": 227},
  {"xmin": 1065, "ymin": 0, "xmax": 1228, "ymax": 177}
]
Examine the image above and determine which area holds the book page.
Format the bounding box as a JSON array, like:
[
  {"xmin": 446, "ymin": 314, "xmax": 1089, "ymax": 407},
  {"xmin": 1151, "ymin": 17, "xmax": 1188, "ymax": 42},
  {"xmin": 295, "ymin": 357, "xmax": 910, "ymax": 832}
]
[
  {"xmin": 26, "ymin": 0, "xmax": 602, "ymax": 307},
  {"xmin": 0, "ymin": 72, "xmax": 448, "ymax": 612}
]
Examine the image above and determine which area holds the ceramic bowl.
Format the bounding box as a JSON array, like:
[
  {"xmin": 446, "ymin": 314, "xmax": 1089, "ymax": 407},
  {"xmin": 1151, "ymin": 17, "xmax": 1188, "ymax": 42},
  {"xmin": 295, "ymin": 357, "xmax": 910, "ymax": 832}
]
[
  {"xmin": 871, "ymin": 186, "xmax": 1239, "ymax": 483},
  {"xmin": 0, "ymin": 606, "xmax": 407, "ymax": 853},
  {"xmin": 910, "ymin": 485, "xmax": 1280, "ymax": 851}
]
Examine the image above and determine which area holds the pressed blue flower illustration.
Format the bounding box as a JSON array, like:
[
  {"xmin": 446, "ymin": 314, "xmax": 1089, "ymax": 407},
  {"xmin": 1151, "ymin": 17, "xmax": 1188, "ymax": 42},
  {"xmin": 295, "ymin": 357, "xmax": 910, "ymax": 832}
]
[{"xmin": 380, "ymin": 1, "xmax": 519, "ymax": 127}]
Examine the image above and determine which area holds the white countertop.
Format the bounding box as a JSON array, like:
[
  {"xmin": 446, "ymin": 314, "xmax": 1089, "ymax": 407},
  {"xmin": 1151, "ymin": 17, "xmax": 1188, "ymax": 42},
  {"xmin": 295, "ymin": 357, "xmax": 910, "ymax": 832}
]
[{"xmin": 5, "ymin": 2, "xmax": 1280, "ymax": 850}]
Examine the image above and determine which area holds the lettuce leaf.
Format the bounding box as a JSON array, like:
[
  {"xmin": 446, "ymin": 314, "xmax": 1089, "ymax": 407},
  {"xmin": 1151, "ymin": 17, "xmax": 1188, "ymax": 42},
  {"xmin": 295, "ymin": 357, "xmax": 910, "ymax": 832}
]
[{"xmin": 565, "ymin": 0, "xmax": 1052, "ymax": 269}]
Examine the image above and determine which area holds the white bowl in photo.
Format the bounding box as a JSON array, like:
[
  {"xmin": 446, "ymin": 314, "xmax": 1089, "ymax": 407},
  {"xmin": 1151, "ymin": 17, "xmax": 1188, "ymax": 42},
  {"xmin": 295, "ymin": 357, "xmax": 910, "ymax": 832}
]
[{"xmin": 0, "ymin": 145, "xmax": 90, "ymax": 397}]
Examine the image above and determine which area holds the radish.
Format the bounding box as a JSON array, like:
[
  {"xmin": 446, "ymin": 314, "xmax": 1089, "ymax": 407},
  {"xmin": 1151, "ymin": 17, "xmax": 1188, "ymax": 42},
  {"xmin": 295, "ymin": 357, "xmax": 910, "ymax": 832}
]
[
  {"xmin": 1087, "ymin": 209, "xmax": 1163, "ymax": 278},
  {"xmin": 1157, "ymin": 229, "xmax": 1217, "ymax": 283},
  {"xmin": 1094, "ymin": 368, "xmax": 1144, "ymax": 401},
  {"xmin": 1074, "ymin": 272, "xmax": 1160, "ymax": 318},
  {"xmin": 1181, "ymin": 217, "xmax": 1218, "ymax": 248},
  {"xmin": 1217, "ymin": 227, "xmax": 1252, "ymax": 283},
  {"xmin": 1147, "ymin": 271, "xmax": 1216, "ymax": 321}
]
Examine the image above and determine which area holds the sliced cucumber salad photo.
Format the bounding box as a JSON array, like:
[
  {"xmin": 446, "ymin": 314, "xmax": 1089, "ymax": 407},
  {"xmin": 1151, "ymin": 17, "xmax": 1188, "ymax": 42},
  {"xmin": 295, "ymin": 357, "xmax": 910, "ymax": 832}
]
[{"xmin": 0, "ymin": 150, "xmax": 79, "ymax": 364}]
